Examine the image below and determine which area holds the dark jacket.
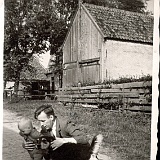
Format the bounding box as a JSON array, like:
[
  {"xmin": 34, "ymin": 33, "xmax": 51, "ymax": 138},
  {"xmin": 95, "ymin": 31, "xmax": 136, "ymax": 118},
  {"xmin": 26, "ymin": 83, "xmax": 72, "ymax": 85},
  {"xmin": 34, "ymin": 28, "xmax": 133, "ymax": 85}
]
[
  {"xmin": 42, "ymin": 117, "xmax": 91, "ymax": 160},
  {"xmin": 41, "ymin": 117, "xmax": 89, "ymax": 145}
]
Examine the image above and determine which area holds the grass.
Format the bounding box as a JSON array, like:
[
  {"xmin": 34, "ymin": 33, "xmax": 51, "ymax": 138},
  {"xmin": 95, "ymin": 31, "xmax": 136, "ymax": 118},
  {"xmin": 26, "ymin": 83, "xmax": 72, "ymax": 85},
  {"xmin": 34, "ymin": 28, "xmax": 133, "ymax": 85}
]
[{"xmin": 3, "ymin": 100, "xmax": 151, "ymax": 160}]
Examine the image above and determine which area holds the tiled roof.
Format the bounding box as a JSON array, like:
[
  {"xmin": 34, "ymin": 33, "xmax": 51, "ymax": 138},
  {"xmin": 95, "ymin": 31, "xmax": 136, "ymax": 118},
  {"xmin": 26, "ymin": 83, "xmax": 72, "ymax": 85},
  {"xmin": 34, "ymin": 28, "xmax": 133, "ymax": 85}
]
[
  {"xmin": 20, "ymin": 56, "xmax": 49, "ymax": 81},
  {"xmin": 84, "ymin": 3, "xmax": 153, "ymax": 43}
]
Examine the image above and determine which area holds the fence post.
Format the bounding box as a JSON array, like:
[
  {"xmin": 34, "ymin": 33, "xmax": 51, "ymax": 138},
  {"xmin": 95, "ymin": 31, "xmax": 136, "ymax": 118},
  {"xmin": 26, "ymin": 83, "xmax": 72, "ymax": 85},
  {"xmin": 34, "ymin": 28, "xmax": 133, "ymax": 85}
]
[
  {"xmin": 45, "ymin": 92, "xmax": 49, "ymax": 100},
  {"xmin": 9, "ymin": 90, "xmax": 12, "ymax": 101},
  {"xmin": 4, "ymin": 90, "xmax": 7, "ymax": 99},
  {"xmin": 23, "ymin": 90, "xmax": 26, "ymax": 101},
  {"xmin": 122, "ymin": 84, "xmax": 126, "ymax": 113}
]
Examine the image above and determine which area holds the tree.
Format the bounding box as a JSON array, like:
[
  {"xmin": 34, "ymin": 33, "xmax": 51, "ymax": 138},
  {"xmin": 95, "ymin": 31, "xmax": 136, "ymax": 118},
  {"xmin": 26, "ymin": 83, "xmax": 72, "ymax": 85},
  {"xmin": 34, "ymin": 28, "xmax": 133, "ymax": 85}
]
[
  {"xmin": 4, "ymin": 0, "xmax": 57, "ymax": 93},
  {"xmin": 47, "ymin": 0, "xmax": 79, "ymax": 79},
  {"xmin": 83, "ymin": 0, "xmax": 150, "ymax": 13}
]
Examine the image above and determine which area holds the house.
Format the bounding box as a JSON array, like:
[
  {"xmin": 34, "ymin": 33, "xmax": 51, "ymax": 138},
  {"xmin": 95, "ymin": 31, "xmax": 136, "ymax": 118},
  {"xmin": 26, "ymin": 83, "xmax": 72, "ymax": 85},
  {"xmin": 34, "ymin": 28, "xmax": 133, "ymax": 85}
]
[
  {"xmin": 62, "ymin": 3, "xmax": 153, "ymax": 88},
  {"xmin": 18, "ymin": 55, "xmax": 50, "ymax": 99}
]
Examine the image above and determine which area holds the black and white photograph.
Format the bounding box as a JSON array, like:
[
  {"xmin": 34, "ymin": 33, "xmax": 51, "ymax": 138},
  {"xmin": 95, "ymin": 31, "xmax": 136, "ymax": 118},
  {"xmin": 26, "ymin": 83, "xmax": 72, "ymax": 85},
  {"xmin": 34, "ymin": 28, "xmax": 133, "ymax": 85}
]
[{"xmin": 1, "ymin": 0, "xmax": 159, "ymax": 160}]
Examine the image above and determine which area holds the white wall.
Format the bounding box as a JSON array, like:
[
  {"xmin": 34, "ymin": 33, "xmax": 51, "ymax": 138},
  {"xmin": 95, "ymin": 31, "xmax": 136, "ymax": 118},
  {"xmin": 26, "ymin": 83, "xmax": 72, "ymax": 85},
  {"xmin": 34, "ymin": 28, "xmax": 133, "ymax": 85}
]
[{"xmin": 103, "ymin": 40, "xmax": 153, "ymax": 80}]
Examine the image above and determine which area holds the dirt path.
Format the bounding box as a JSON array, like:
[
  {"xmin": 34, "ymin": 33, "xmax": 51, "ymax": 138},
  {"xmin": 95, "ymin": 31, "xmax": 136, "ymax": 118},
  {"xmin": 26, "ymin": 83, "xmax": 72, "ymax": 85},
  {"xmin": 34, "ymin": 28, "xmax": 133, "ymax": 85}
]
[
  {"xmin": 3, "ymin": 109, "xmax": 31, "ymax": 160},
  {"xmin": 3, "ymin": 109, "xmax": 122, "ymax": 160}
]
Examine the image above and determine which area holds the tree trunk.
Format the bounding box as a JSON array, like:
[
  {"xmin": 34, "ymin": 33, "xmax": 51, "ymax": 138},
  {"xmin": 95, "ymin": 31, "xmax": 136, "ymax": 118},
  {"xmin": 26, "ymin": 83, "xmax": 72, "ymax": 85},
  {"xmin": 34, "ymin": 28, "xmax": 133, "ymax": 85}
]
[
  {"xmin": 3, "ymin": 80, "xmax": 7, "ymax": 99},
  {"xmin": 14, "ymin": 80, "xmax": 19, "ymax": 97},
  {"xmin": 3, "ymin": 80, "xmax": 7, "ymax": 89}
]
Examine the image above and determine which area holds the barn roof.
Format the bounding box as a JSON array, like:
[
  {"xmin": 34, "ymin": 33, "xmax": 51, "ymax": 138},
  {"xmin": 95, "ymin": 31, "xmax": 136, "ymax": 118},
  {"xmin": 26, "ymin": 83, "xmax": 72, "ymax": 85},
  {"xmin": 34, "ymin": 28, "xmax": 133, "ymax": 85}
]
[
  {"xmin": 83, "ymin": 3, "xmax": 153, "ymax": 43},
  {"xmin": 20, "ymin": 55, "xmax": 49, "ymax": 81}
]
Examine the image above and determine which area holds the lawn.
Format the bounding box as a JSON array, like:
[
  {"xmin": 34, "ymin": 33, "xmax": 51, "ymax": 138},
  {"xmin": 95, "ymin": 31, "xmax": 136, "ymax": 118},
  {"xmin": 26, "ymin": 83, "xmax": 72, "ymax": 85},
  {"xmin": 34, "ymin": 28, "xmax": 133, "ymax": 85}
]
[{"xmin": 3, "ymin": 100, "xmax": 151, "ymax": 160}]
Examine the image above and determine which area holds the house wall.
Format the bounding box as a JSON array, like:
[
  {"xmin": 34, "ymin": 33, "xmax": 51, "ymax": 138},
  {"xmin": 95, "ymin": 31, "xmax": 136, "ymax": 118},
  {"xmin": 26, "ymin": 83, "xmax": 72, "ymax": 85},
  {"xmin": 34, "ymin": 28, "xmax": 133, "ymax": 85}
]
[{"xmin": 103, "ymin": 40, "xmax": 153, "ymax": 80}]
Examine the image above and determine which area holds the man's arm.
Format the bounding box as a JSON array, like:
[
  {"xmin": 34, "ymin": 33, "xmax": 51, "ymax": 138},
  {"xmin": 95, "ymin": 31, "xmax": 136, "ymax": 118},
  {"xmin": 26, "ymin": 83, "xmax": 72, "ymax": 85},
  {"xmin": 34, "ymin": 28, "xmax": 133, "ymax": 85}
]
[
  {"xmin": 65, "ymin": 120, "xmax": 89, "ymax": 144},
  {"xmin": 50, "ymin": 120, "xmax": 89, "ymax": 150}
]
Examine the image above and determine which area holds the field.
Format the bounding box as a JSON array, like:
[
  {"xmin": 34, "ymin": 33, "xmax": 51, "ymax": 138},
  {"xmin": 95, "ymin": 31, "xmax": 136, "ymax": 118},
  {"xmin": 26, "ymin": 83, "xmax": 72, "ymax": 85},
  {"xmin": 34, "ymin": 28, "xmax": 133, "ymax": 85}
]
[{"xmin": 3, "ymin": 100, "xmax": 151, "ymax": 160}]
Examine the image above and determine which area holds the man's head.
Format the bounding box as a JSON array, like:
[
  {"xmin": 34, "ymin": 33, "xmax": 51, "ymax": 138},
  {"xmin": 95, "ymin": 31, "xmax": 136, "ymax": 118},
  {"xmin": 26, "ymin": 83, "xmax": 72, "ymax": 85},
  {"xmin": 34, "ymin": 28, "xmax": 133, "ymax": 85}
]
[
  {"xmin": 34, "ymin": 105, "xmax": 56, "ymax": 131},
  {"xmin": 18, "ymin": 117, "xmax": 33, "ymax": 135}
]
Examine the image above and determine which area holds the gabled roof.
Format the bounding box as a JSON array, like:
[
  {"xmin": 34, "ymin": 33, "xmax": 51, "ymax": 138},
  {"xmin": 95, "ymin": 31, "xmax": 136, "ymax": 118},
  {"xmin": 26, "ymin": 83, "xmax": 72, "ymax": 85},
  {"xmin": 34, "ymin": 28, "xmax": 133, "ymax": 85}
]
[
  {"xmin": 20, "ymin": 56, "xmax": 49, "ymax": 81},
  {"xmin": 83, "ymin": 3, "xmax": 153, "ymax": 43}
]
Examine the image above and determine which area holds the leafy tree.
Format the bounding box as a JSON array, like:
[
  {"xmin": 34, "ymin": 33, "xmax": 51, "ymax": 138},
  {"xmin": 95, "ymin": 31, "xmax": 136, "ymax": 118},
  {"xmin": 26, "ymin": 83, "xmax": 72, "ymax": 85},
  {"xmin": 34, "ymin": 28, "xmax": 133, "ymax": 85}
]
[
  {"xmin": 4, "ymin": 0, "xmax": 57, "ymax": 93},
  {"xmin": 47, "ymin": 0, "xmax": 79, "ymax": 80},
  {"xmin": 83, "ymin": 0, "xmax": 150, "ymax": 13}
]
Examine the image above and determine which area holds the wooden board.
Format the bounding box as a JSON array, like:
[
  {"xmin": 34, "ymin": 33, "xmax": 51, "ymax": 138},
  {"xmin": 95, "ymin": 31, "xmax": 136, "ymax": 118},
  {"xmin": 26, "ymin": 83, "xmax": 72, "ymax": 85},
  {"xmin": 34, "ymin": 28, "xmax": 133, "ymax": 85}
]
[
  {"xmin": 112, "ymin": 81, "xmax": 152, "ymax": 89},
  {"xmin": 57, "ymin": 92, "xmax": 139, "ymax": 99},
  {"xmin": 58, "ymin": 98, "xmax": 101, "ymax": 104},
  {"xmin": 59, "ymin": 81, "xmax": 151, "ymax": 91}
]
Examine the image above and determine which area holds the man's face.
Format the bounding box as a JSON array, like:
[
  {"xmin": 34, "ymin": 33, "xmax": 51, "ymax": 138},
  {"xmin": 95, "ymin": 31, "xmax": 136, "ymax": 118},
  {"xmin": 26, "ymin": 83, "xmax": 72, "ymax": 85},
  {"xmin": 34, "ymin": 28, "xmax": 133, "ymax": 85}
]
[{"xmin": 37, "ymin": 111, "xmax": 54, "ymax": 130}]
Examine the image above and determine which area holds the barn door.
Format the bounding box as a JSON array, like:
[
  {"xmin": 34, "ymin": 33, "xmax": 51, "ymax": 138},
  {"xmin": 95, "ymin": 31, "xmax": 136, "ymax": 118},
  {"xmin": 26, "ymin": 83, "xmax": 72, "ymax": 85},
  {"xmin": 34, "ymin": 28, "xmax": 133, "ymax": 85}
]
[{"xmin": 79, "ymin": 58, "xmax": 100, "ymax": 84}]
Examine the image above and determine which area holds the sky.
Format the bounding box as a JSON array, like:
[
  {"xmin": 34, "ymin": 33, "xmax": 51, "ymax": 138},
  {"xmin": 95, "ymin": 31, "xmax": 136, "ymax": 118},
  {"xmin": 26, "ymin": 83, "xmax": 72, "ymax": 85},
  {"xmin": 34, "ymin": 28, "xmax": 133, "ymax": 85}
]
[
  {"xmin": 146, "ymin": 0, "xmax": 154, "ymax": 13},
  {"xmin": 38, "ymin": 51, "xmax": 51, "ymax": 69}
]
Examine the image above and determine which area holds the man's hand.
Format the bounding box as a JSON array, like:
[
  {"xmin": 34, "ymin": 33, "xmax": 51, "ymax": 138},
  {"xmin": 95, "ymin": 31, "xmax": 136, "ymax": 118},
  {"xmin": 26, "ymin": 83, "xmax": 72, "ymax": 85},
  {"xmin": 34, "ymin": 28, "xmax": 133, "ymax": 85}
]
[
  {"xmin": 50, "ymin": 138, "xmax": 65, "ymax": 150},
  {"xmin": 22, "ymin": 141, "xmax": 35, "ymax": 151}
]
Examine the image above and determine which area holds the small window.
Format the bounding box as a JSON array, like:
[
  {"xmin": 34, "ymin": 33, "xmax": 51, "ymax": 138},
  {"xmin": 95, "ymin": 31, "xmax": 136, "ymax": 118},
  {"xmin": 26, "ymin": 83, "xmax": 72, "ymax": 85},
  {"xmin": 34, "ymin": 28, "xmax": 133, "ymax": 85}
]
[
  {"xmin": 106, "ymin": 49, "xmax": 107, "ymax": 57},
  {"xmin": 106, "ymin": 69, "xmax": 107, "ymax": 78}
]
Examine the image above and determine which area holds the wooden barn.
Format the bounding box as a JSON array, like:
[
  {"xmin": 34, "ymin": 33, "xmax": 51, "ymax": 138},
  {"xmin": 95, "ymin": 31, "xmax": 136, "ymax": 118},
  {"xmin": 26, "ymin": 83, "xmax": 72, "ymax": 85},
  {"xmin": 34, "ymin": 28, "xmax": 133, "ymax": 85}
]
[
  {"xmin": 62, "ymin": 3, "xmax": 153, "ymax": 88},
  {"xmin": 18, "ymin": 55, "xmax": 50, "ymax": 99}
]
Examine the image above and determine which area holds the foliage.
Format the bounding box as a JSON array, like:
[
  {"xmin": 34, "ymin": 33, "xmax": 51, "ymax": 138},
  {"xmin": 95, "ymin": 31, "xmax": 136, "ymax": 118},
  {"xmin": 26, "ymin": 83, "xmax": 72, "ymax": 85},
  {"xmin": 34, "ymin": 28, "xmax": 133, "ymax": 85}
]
[
  {"xmin": 54, "ymin": 0, "xmax": 79, "ymax": 22},
  {"xmin": 48, "ymin": 0, "xmax": 79, "ymax": 76},
  {"xmin": 103, "ymin": 74, "xmax": 152, "ymax": 85},
  {"xmin": 4, "ymin": 0, "xmax": 57, "ymax": 90},
  {"xmin": 83, "ymin": 0, "xmax": 150, "ymax": 13},
  {"xmin": 4, "ymin": 0, "xmax": 78, "ymax": 81},
  {"xmin": 75, "ymin": 74, "xmax": 152, "ymax": 87}
]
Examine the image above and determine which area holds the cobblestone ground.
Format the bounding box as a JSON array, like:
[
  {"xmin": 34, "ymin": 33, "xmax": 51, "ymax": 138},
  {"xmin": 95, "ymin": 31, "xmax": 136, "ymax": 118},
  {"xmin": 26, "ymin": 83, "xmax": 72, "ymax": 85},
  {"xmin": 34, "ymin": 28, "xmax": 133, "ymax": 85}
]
[{"xmin": 3, "ymin": 109, "xmax": 121, "ymax": 160}]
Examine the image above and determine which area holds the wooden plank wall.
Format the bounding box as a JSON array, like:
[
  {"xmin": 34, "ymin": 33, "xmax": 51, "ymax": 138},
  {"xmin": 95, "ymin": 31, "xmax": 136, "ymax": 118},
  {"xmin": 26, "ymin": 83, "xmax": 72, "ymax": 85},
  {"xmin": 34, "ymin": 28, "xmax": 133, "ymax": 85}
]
[
  {"xmin": 63, "ymin": 6, "xmax": 103, "ymax": 87},
  {"xmin": 80, "ymin": 8, "xmax": 102, "ymax": 60},
  {"xmin": 81, "ymin": 64, "xmax": 100, "ymax": 84},
  {"xmin": 57, "ymin": 81, "xmax": 152, "ymax": 112}
]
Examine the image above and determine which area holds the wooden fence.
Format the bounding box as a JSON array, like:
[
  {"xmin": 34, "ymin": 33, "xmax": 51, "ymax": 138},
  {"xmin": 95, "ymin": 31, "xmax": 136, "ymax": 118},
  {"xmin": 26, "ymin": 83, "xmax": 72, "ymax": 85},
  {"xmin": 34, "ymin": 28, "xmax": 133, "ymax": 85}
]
[
  {"xmin": 4, "ymin": 89, "xmax": 57, "ymax": 101},
  {"xmin": 57, "ymin": 81, "xmax": 152, "ymax": 112}
]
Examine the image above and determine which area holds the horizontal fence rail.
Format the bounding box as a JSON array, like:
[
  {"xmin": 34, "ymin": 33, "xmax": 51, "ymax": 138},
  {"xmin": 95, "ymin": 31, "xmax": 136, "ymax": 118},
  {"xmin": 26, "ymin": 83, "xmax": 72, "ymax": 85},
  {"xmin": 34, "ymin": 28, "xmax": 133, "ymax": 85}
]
[{"xmin": 57, "ymin": 81, "xmax": 152, "ymax": 112}]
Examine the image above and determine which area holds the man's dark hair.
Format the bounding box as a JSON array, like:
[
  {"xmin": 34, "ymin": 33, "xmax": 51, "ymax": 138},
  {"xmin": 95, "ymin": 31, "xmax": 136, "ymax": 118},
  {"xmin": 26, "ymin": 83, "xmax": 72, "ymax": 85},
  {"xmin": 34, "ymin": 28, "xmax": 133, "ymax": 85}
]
[{"xmin": 34, "ymin": 104, "xmax": 55, "ymax": 119}]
